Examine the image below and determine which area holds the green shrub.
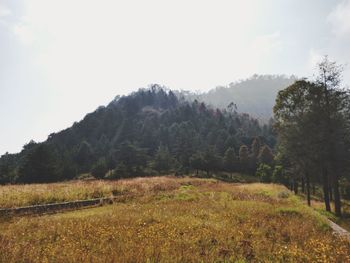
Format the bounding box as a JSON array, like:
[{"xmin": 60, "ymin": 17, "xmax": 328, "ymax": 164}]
[
  {"xmin": 272, "ymin": 165, "xmax": 288, "ymax": 185},
  {"xmin": 256, "ymin": 163, "xmax": 272, "ymax": 183},
  {"xmin": 277, "ymin": 191, "xmax": 290, "ymax": 199},
  {"xmin": 91, "ymin": 158, "xmax": 108, "ymax": 179}
]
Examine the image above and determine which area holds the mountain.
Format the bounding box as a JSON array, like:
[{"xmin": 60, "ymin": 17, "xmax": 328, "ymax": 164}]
[
  {"xmin": 183, "ymin": 75, "xmax": 296, "ymax": 122},
  {"xmin": 0, "ymin": 86, "xmax": 275, "ymax": 184}
]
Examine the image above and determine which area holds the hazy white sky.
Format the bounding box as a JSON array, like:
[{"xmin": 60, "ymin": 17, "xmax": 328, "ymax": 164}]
[{"xmin": 1, "ymin": 0, "xmax": 350, "ymax": 154}]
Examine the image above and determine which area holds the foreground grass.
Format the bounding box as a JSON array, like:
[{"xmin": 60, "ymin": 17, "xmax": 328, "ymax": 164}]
[{"xmin": 0, "ymin": 177, "xmax": 349, "ymax": 262}]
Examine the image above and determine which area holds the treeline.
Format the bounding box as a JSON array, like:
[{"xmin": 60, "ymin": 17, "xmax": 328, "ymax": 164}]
[
  {"xmin": 273, "ymin": 56, "xmax": 350, "ymax": 217},
  {"xmin": 0, "ymin": 86, "xmax": 275, "ymax": 184}
]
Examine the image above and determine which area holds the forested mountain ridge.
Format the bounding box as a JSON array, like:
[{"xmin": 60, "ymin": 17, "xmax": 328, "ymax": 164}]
[
  {"xmin": 183, "ymin": 75, "xmax": 296, "ymax": 122},
  {"xmin": 0, "ymin": 85, "xmax": 275, "ymax": 184}
]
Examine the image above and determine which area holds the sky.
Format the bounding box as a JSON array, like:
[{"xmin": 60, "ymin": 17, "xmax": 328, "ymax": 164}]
[{"xmin": 1, "ymin": 0, "xmax": 350, "ymax": 155}]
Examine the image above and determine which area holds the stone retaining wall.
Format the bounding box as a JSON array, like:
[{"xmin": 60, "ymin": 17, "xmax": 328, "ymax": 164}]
[{"xmin": 0, "ymin": 197, "xmax": 114, "ymax": 216}]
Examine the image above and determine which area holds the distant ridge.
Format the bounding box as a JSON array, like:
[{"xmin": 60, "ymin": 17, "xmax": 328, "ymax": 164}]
[{"xmin": 181, "ymin": 74, "xmax": 296, "ymax": 122}]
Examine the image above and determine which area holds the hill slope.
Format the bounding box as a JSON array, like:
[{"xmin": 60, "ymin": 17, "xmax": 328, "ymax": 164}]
[{"xmin": 0, "ymin": 86, "xmax": 274, "ymax": 184}]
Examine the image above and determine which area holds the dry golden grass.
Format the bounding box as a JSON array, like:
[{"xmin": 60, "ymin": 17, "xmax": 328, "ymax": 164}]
[
  {"xmin": 0, "ymin": 177, "xmax": 349, "ymax": 262},
  {"xmin": 0, "ymin": 176, "xmax": 212, "ymax": 208}
]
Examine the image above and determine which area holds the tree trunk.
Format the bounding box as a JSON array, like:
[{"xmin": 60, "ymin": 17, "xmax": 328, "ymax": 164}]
[
  {"xmin": 331, "ymin": 171, "xmax": 342, "ymax": 217},
  {"xmin": 312, "ymin": 183, "xmax": 316, "ymax": 195},
  {"xmin": 329, "ymin": 181, "xmax": 333, "ymax": 202},
  {"xmin": 306, "ymin": 172, "xmax": 311, "ymax": 206},
  {"xmin": 301, "ymin": 176, "xmax": 305, "ymax": 193},
  {"xmin": 322, "ymin": 168, "xmax": 331, "ymax": 212},
  {"xmin": 290, "ymin": 180, "xmax": 294, "ymax": 192},
  {"xmin": 321, "ymin": 72, "xmax": 332, "ymax": 213},
  {"xmin": 294, "ymin": 180, "xmax": 298, "ymax": 195}
]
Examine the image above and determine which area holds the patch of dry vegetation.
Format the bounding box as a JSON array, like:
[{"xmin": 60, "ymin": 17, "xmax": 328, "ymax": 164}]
[
  {"xmin": 0, "ymin": 177, "xmax": 349, "ymax": 262},
  {"xmin": 0, "ymin": 176, "xmax": 211, "ymax": 208}
]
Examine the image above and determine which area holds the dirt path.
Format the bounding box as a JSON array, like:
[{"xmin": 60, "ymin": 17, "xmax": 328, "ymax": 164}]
[{"xmin": 328, "ymin": 219, "xmax": 350, "ymax": 241}]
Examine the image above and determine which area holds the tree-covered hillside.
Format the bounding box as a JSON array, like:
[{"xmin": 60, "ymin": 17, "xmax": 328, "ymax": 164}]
[
  {"xmin": 184, "ymin": 75, "xmax": 296, "ymax": 122},
  {"xmin": 0, "ymin": 85, "xmax": 274, "ymax": 184}
]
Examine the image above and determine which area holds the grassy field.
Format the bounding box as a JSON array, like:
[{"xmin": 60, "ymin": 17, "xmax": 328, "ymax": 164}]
[
  {"xmin": 0, "ymin": 177, "xmax": 349, "ymax": 262},
  {"xmin": 0, "ymin": 179, "xmax": 133, "ymax": 208},
  {"xmin": 0, "ymin": 173, "xmax": 255, "ymax": 208}
]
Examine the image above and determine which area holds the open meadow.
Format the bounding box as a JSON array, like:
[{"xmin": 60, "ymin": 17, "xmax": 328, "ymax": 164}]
[{"xmin": 0, "ymin": 176, "xmax": 349, "ymax": 262}]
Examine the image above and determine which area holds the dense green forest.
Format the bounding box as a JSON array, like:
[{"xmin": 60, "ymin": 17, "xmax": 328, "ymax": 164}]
[{"xmin": 0, "ymin": 86, "xmax": 275, "ymax": 184}]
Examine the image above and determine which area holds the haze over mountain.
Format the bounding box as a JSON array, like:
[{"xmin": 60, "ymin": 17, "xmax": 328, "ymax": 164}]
[{"xmin": 182, "ymin": 75, "xmax": 296, "ymax": 121}]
